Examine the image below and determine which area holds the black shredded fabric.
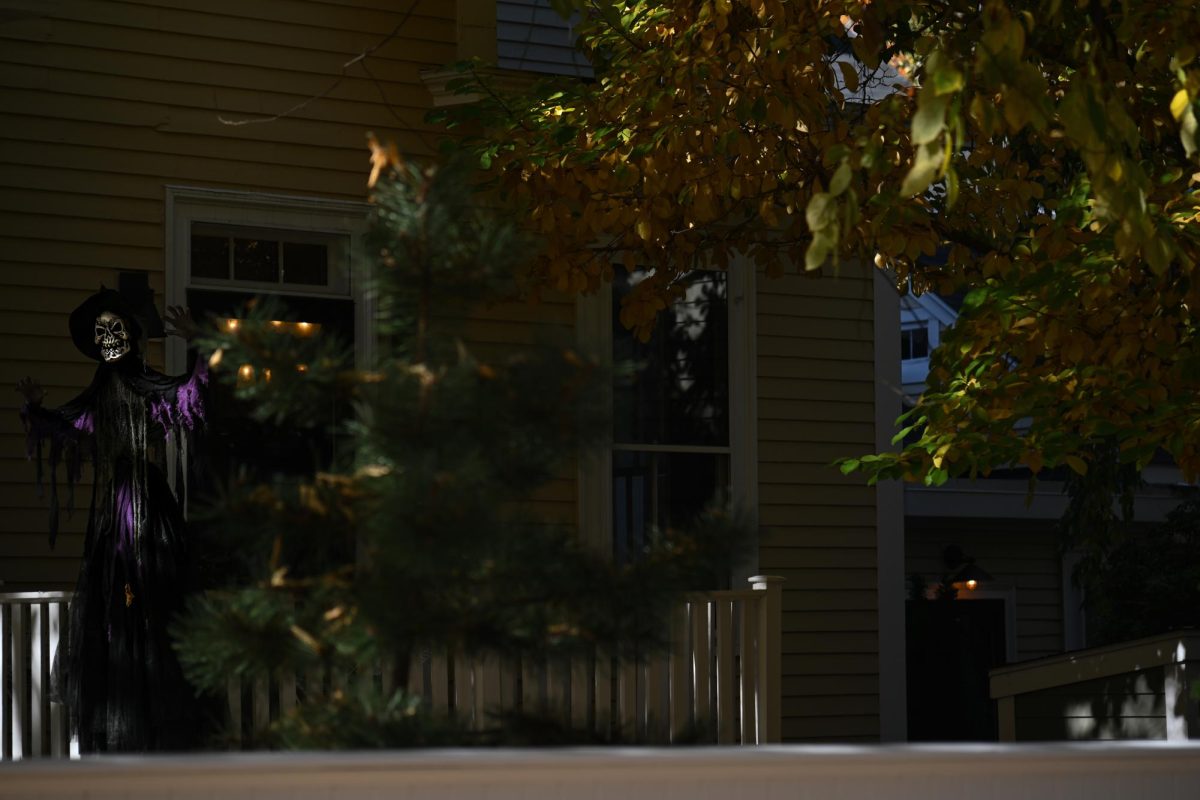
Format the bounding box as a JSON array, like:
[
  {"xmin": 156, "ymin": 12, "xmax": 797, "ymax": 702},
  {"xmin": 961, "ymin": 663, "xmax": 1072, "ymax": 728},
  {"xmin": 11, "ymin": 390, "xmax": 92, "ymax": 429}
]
[{"xmin": 20, "ymin": 353, "xmax": 206, "ymax": 753}]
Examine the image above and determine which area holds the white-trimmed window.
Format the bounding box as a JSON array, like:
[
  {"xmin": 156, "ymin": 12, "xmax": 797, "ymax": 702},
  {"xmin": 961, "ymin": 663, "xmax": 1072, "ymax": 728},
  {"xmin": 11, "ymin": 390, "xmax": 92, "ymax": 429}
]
[
  {"xmin": 577, "ymin": 260, "xmax": 757, "ymax": 574},
  {"xmin": 899, "ymin": 291, "xmax": 956, "ymax": 393},
  {"xmin": 188, "ymin": 223, "xmax": 352, "ymax": 296},
  {"xmin": 900, "ymin": 321, "xmax": 936, "ymax": 388},
  {"xmin": 611, "ymin": 270, "xmax": 731, "ymax": 562},
  {"xmin": 165, "ymin": 187, "xmax": 371, "ymax": 374},
  {"xmin": 165, "ymin": 187, "xmax": 371, "ymax": 482}
]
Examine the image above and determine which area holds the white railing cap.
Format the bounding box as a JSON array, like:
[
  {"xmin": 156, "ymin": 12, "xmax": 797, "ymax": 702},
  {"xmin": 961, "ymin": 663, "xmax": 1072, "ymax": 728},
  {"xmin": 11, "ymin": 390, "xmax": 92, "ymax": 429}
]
[{"xmin": 0, "ymin": 591, "xmax": 72, "ymax": 603}]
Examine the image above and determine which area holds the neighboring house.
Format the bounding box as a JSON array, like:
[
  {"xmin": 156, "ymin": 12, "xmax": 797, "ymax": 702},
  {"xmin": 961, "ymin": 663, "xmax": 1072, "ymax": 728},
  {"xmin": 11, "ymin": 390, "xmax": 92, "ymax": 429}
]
[
  {"xmin": 897, "ymin": 291, "xmax": 1188, "ymax": 739},
  {"xmin": 0, "ymin": 0, "xmax": 903, "ymax": 743}
]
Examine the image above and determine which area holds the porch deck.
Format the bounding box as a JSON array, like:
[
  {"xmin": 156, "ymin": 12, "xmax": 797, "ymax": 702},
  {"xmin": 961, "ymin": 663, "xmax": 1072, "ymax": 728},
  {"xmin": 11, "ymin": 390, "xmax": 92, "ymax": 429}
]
[{"xmin": 3, "ymin": 743, "xmax": 1199, "ymax": 799}]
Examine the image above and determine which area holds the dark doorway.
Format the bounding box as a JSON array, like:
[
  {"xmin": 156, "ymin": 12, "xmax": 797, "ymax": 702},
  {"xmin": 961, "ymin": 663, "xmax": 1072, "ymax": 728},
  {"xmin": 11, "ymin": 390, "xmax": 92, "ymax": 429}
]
[{"xmin": 906, "ymin": 597, "xmax": 1007, "ymax": 741}]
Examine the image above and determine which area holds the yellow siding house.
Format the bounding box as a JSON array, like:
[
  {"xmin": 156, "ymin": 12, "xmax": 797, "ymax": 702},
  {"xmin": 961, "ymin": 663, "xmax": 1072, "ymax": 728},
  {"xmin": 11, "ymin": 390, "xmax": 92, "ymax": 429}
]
[{"xmin": 0, "ymin": 0, "xmax": 901, "ymax": 743}]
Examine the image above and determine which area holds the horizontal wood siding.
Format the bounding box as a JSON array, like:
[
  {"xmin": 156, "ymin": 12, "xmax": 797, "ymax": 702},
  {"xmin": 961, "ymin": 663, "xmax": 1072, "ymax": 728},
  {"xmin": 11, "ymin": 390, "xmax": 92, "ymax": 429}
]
[
  {"xmin": 906, "ymin": 519, "xmax": 1065, "ymax": 662},
  {"xmin": 0, "ymin": 0, "xmax": 574, "ymax": 589},
  {"xmin": 755, "ymin": 263, "xmax": 879, "ymax": 742},
  {"xmin": 496, "ymin": 0, "xmax": 591, "ymax": 77}
]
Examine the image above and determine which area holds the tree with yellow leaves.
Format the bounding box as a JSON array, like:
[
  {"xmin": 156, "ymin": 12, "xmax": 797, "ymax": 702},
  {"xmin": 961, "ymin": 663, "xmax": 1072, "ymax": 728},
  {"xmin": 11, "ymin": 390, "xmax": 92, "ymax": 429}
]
[{"xmin": 443, "ymin": 0, "xmax": 1200, "ymax": 486}]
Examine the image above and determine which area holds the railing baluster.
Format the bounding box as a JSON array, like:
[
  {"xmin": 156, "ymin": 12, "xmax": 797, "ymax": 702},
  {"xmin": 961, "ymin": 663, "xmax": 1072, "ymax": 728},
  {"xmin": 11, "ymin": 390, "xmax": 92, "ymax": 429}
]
[
  {"xmin": 252, "ymin": 674, "xmax": 270, "ymax": 735},
  {"xmin": 551, "ymin": 657, "xmax": 571, "ymax": 728},
  {"xmin": 594, "ymin": 652, "xmax": 612, "ymax": 740},
  {"xmin": 49, "ymin": 600, "xmax": 67, "ymax": 758},
  {"xmin": 739, "ymin": 597, "xmax": 758, "ymax": 744},
  {"xmin": 30, "ymin": 602, "xmax": 44, "ymax": 757},
  {"xmin": 433, "ymin": 649, "xmax": 453, "ymax": 716},
  {"xmin": 303, "ymin": 662, "xmax": 324, "ymax": 703},
  {"xmin": 692, "ymin": 598, "xmax": 713, "ymax": 741},
  {"xmin": 479, "ymin": 655, "xmax": 500, "ymax": 729},
  {"xmin": 226, "ymin": 675, "xmax": 243, "ymax": 748},
  {"xmin": 570, "ymin": 654, "xmax": 590, "ymax": 732},
  {"xmin": 410, "ymin": 651, "xmax": 428, "ymax": 704},
  {"xmin": 519, "ymin": 654, "xmax": 539, "ymax": 716},
  {"xmin": 619, "ymin": 657, "xmax": 638, "ymax": 740},
  {"xmin": 14, "ymin": 603, "xmax": 27, "ymax": 759},
  {"xmin": 646, "ymin": 650, "xmax": 668, "ymax": 742},
  {"xmin": 716, "ymin": 599, "xmax": 735, "ymax": 744},
  {"xmin": 2, "ymin": 601, "xmax": 12, "ymax": 760},
  {"xmin": 669, "ymin": 604, "xmax": 690, "ymax": 742},
  {"xmin": 278, "ymin": 669, "xmax": 297, "ymax": 718}
]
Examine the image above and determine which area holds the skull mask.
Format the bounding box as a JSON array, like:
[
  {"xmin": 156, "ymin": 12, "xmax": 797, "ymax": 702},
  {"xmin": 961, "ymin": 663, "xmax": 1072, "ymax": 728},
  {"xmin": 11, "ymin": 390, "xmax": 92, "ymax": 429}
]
[{"xmin": 95, "ymin": 311, "xmax": 131, "ymax": 363}]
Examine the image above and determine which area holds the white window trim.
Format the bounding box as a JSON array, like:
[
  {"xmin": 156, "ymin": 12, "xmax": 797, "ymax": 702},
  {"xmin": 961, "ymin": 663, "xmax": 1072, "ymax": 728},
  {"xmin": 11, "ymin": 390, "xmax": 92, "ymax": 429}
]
[
  {"xmin": 164, "ymin": 186, "xmax": 373, "ymax": 375},
  {"xmin": 1061, "ymin": 551, "xmax": 1087, "ymax": 651},
  {"xmin": 575, "ymin": 256, "xmax": 758, "ymax": 578}
]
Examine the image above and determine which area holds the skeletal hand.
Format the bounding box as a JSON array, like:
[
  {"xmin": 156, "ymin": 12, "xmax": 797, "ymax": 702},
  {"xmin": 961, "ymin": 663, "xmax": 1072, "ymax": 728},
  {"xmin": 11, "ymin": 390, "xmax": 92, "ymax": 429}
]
[
  {"xmin": 164, "ymin": 305, "xmax": 198, "ymax": 342},
  {"xmin": 16, "ymin": 377, "xmax": 44, "ymax": 406}
]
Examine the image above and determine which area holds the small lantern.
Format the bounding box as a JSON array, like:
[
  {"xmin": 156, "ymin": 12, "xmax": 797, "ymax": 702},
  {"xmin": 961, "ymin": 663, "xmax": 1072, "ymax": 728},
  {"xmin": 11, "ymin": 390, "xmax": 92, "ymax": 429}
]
[{"xmin": 943, "ymin": 545, "xmax": 994, "ymax": 593}]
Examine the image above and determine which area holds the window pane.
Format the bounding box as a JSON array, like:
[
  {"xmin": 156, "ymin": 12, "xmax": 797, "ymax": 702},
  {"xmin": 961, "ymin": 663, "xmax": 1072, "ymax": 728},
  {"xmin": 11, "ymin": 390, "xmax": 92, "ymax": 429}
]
[
  {"xmin": 234, "ymin": 238, "xmax": 280, "ymax": 283},
  {"xmin": 283, "ymin": 242, "xmax": 329, "ymax": 286},
  {"xmin": 613, "ymin": 272, "xmax": 729, "ymax": 446},
  {"xmin": 902, "ymin": 326, "xmax": 930, "ymax": 360},
  {"xmin": 612, "ymin": 450, "xmax": 728, "ymax": 563},
  {"xmin": 191, "ymin": 234, "xmax": 230, "ymax": 279}
]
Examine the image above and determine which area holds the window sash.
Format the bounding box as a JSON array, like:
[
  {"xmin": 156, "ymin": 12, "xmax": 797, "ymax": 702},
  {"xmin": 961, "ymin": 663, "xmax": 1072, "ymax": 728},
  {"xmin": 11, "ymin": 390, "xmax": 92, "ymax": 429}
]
[{"xmin": 188, "ymin": 222, "xmax": 352, "ymax": 296}]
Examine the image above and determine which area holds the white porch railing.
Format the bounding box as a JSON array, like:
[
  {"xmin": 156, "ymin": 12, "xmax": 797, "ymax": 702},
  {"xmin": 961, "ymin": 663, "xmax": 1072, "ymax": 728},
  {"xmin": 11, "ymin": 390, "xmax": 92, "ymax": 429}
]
[
  {"xmin": 3, "ymin": 576, "xmax": 782, "ymax": 759},
  {"xmin": 990, "ymin": 630, "xmax": 1200, "ymax": 741},
  {"xmin": 0, "ymin": 591, "xmax": 74, "ymax": 760},
  {"xmin": 229, "ymin": 576, "xmax": 783, "ymax": 747}
]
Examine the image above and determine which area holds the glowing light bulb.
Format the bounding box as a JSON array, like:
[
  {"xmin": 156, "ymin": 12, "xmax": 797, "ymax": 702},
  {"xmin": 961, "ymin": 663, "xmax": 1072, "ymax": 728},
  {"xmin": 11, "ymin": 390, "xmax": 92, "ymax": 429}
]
[
  {"xmin": 965, "ymin": 579, "xmax": 978, "ymax": 591},
  {"xmin": 226, "ymin": 318, "xmax": 240, "ymax": 331}
]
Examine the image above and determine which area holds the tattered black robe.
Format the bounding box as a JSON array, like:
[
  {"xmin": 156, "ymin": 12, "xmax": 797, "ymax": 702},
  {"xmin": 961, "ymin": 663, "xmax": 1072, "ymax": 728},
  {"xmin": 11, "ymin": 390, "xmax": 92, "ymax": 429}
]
[{"xmin": 21, "ymin": 353, "xmax": 206, "ymax": 752}]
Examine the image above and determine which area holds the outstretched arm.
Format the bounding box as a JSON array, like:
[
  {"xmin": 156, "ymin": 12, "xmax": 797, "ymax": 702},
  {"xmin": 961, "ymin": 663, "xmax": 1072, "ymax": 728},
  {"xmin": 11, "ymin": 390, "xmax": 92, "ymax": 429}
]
[
  {"xmin": 16, "ymin": 376, "xmax": 93, "ymax": 436},
  {"xmin": 144, "ymin": 306, "xmax": 208, "ymax": 432},
  {"xmin": 164, "ymin": 305, "xmax": 199, "ymax": 342},
  {"xmin": 15, "ymin": 375, "xmax": 95, "ymax": 549},
  {"xmin": 16, "ymin": 376, "xmax": 45, "ymax": 407}
]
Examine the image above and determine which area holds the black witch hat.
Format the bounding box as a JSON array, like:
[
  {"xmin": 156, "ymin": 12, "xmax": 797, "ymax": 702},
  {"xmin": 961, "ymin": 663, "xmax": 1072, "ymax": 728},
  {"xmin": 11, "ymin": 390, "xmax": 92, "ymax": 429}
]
[{"xmin": 68, "ymin": 286, "xmax": 145, "ymax": 362}]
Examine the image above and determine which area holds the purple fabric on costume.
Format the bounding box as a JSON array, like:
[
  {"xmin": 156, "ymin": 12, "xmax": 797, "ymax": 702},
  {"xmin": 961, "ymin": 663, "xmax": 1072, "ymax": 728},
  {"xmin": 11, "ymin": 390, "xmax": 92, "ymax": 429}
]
[
  {"xmin": 176, "ymin": 360, "xmax": 207, "ymax": 429},
  {"xmin": 149, "ymin": 396, "xmax": 172, "ymax": 428},
  {"xmin": 73, "ymin": 411, "xmax": 94, "ymax": 434},
  {"xmin": 151, "ymin": 360, "xmax": 208, "ymax": 432}
]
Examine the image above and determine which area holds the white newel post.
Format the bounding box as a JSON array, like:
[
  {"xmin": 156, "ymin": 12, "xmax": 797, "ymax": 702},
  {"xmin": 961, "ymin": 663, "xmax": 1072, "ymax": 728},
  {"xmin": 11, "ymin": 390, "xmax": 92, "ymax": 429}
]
[{"xmin": 749, "ymin": 575, "xmax": 784, "ymax": 744}]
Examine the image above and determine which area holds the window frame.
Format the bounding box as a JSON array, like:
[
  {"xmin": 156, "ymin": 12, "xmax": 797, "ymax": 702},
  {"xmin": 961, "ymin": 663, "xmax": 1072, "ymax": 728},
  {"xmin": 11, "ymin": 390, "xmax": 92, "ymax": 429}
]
[
  {"xmin": 576, "ymin": 256, "xmax": 758, "ymax": 577},
  {"xmin": 187, "ymin": 222, "xmax": 353, "ymax": 296},
  {"xmin": 164, "ymin": 186, "xmax": 372, "ymax": 376}
]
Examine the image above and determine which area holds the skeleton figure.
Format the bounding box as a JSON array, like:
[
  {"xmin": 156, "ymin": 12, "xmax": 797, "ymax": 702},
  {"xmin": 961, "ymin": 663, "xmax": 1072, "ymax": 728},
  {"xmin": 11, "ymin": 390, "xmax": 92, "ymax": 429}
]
[
  {"xmin": 94, "ymin": 311, "xmax": 131, "ymax": 363},
  {"xmin": 16, "ymin": 287, "xmax": 206, "ymax": 752}
]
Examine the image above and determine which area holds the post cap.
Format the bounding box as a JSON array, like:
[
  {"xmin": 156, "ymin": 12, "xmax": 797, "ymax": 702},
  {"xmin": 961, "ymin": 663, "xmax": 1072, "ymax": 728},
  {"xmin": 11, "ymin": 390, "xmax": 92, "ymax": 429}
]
[{"xmin": 748, "ymin": 575, "xmax": 785, "ymax": 589}]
